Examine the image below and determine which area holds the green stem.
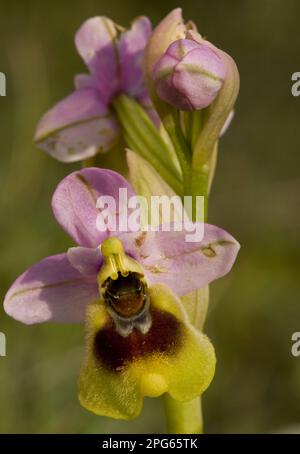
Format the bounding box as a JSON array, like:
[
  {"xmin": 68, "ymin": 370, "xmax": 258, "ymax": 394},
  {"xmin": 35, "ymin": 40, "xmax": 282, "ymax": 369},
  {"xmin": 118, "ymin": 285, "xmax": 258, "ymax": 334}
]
[
  {"xmin": 163, "ymin": 147, "xmax": 210, "ymax": 434},
  {"xmin": 162, "ymin": 115, "xmax": 211, "ymax": 431},
  {"xmin": 163, "ymin": 395, "xmax": 203, "ymax": 434},
  {"xmin": 184, "ymin": 168, "xmax": 209, "ymax": 221},
  {"xmin": 191, "ymin": 110, "xmax": 203, "ymax": 150}
]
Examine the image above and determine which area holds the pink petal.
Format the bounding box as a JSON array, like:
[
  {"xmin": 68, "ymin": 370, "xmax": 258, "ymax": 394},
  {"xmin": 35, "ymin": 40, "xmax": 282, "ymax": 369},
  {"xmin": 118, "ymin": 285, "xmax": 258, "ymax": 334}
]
[
  {"xmin": 68, "ymin": 247, "xmax": 102, "ymax": 276},
  {"xmin": 75, "ymin": 17, "xmax": 119, "ymax": 104},
  {"xmin": 119, "ymin": 17, "xmax": 152, "ymax": 96},
  {"xmin": 4, "ymin": 254, "xmax": 98, "ymax": 325},
  {"xmin": 120, "ymin": 224, "xmax": 240, "ymax": 296},
  {"xmin": 34, "ymin": 88, "xmax": 119, "ymax": 162},
  {"xmin": 52, "ymin": 168, "xmax": 136, "ymax": 248}
]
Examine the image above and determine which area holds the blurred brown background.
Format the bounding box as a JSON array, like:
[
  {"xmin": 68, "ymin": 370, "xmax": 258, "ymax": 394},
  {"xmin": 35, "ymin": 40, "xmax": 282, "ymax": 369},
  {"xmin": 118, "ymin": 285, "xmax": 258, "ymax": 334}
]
[{"xmin": 0, "ymin": 0, "xmax": 299, "ymax": 433}]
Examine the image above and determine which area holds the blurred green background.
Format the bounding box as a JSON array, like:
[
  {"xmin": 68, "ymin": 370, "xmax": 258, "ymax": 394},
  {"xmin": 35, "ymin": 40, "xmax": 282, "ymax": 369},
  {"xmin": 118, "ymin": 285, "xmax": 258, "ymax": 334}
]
[{"xmin": 0, "ymin": 0, "xmax": 299, "ymax": 434}]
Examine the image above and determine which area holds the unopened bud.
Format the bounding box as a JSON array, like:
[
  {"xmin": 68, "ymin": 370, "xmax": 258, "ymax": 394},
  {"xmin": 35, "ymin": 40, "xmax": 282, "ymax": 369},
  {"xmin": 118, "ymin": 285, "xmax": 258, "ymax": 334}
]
[{"xmin": 153, "ymin": 39, "xmax": 226, "ymax": 111}]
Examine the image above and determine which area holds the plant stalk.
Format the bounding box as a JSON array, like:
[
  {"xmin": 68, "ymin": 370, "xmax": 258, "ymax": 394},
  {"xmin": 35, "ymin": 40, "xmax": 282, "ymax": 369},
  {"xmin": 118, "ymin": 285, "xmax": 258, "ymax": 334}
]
[{"xmin": 164, "ymin": 395, "xmax": 203, "ymax": 434}]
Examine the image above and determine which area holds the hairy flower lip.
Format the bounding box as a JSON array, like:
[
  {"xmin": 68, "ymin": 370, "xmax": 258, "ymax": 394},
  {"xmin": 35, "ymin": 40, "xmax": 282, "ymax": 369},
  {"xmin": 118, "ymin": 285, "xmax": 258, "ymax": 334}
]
[{"xmin": 79, "ymin": 283, "xmax": 216, "ymax": 420}]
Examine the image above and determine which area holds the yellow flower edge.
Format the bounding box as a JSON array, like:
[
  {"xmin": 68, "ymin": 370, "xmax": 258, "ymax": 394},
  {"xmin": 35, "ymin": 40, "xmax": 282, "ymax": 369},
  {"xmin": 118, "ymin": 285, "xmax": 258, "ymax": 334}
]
[{"xmin": 78, "ymin": 283, "xmax": 216, "ymax": 420}]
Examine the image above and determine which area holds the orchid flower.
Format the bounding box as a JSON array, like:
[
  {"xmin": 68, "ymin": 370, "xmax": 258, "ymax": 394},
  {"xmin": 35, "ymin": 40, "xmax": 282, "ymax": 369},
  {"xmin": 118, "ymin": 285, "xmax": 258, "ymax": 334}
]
[
  {"xmin": 4, "ymin": 168, "xmax": 239, "ymax": 419},
  {"xmin": 34, "ymin": 17, "xmax": 153, "ymax": 162}
]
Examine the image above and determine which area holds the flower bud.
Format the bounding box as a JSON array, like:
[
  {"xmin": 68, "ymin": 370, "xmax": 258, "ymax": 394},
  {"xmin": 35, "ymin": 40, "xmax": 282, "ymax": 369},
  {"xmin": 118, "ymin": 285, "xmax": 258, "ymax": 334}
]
[{"xmin": 153, "ymin": 39, "xmax": 226, "ymax": 111}]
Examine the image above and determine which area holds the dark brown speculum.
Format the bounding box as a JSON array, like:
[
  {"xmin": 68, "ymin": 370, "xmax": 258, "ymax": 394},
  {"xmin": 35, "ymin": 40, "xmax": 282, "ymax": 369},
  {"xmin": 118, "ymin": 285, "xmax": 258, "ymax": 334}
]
[{"xmin": 94, "ymin": 308, "xmax": 182, "ymax": 372}]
